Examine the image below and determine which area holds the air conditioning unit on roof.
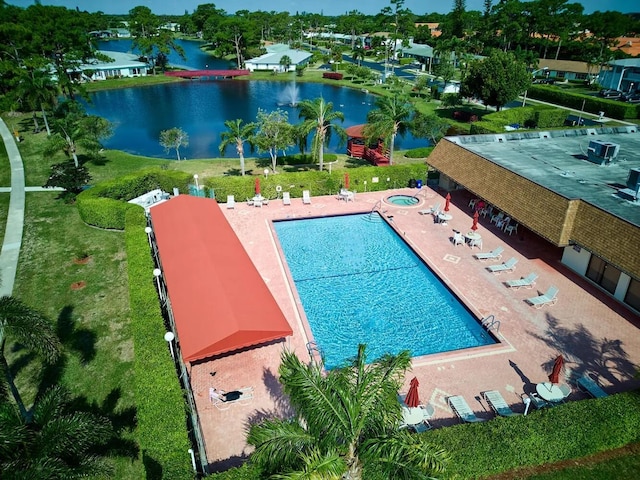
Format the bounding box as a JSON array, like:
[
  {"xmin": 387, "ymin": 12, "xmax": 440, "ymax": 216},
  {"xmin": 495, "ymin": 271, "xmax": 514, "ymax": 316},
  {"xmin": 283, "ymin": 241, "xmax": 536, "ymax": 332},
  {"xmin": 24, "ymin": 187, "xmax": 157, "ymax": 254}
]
[{"xmin": 586, "ymin": 140, "xmax": 619, "ymax": 165}]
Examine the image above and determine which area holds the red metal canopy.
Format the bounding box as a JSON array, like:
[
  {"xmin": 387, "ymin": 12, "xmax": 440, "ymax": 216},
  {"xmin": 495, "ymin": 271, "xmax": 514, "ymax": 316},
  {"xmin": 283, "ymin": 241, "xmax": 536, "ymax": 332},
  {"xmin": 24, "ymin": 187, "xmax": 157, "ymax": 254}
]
[
  {"xmin": 150, "ymin": 196, "xmax": 292, "ymax": 364},
  {"xmin": 345, "ymin": 124, "xmax": 366, "ymax": 138}
]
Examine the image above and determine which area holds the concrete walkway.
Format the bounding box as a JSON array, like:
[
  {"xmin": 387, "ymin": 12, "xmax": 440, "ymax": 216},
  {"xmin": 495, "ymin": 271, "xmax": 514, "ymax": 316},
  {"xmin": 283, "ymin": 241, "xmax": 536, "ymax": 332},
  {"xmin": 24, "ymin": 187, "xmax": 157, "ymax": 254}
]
[{"xmin": 0, "ymin": 118, "xmax": 25, "ymax": 297}]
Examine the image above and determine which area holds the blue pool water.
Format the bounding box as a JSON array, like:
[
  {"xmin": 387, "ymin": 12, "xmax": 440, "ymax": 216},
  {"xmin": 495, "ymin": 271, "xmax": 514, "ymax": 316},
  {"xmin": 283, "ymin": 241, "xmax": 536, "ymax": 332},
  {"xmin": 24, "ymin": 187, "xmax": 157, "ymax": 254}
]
[{"xmin": 273, "ymin": 213, "xmax": 495, "ymax": 369}]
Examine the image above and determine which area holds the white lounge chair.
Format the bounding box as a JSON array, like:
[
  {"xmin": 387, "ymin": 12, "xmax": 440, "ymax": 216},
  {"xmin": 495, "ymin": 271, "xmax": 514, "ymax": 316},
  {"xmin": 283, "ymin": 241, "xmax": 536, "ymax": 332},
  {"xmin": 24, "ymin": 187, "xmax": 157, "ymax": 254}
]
[
  {"xmin": 483, "ymin": 390, "xmax": 519, "ymax": 417},
  {"xmin": 226, "ymin": 195, "xmax": 235, "ymax": 209},
  {"xmin": 211, "ymin": 387, "xmax": 254, "ymax": 410},
  {"xmin": 576, "ymin": 373, "xmax": 608, "ymax": 398},
  {"xmin": 448, "ymin": 395, "xmax": 486, "ymax": 423},
  {"xmin": 473, "ymin": 246, "xmax": 504, "ymax": 261},
  {"xmin": 487, "ymin": 257, "xmax": 518, "ymax": 274},
  {"xmin": 282, "ymin": 191, "xmax": 291, "ymax": 205},
  {"xmin": 526, "ymin": 285, "xmax": 559, "ymax": 309},
  {"xmin": 505, "ymin": 272, "xmax": 538, "ymax": 290},
  {"xmin": 419, "ymin": 203, "xmax": 440, "ymax": 215},
  {"xmin": 302, "ymin": 190, "xmax": 311, "ymax": 204}
]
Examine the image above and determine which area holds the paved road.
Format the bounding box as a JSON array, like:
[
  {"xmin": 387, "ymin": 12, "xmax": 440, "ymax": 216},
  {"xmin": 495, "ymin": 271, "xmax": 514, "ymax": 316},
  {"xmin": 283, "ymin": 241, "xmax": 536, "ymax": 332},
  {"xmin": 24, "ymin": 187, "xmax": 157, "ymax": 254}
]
[{"xmin": 0, "ymin": 118, "xmax": 25, "ymax": 297}]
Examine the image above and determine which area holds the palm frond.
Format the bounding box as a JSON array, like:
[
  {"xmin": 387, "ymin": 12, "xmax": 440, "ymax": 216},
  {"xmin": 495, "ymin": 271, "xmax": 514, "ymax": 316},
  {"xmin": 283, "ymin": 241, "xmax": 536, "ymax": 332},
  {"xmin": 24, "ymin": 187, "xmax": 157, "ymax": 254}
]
[
  {"xmin": 247, "ymin": 418, "xmax": 316, "ymax": 472},
  {"xmin": 271, "ymin": 450, "xmax": 346, "ymax": 480},
  {"xmin": 0, "ymin": 296, "xmax": 61, "ymax": 363},
  {"xmin": 361, "ymin": 432, "xmax": 448, "ymax": 479}
]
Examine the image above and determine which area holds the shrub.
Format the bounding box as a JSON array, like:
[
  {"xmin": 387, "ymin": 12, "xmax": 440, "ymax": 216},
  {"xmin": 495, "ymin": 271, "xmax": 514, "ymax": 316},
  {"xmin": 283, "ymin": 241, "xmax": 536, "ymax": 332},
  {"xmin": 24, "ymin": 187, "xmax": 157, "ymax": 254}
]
[
  {"xmin": 404, "ymin": 147, "xmax": 434, "ymax": 158},
  {"xmin": 322, "ymin": 72, "xmax": 343, "ymax": 80},
  {"xmin": 528, "ymin": 85, "xmax": 640, "ymax": 119},
  {"xmin": 76, "ymin": 169, "xmax": 191, "ymax": 229},
  {"xmin": 427, "ymin": 391, "xmax": 640, "ymax": 479},
  {"xmin": 125, "ymin": 209, "xmax": 193, "ymax": 479}
]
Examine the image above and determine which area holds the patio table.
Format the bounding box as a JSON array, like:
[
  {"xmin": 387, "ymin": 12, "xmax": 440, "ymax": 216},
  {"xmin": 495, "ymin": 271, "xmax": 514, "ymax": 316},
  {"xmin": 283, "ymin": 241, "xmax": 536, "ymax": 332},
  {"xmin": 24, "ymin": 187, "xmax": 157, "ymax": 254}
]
[
  {"xmin": 465, "ymin": 232, "xmax": 482, "ymax": 247},
  {"xmin": 438, "ymin": 213, "xmax": 452, "ymax": 224},
  {"xmin": 402, "ymin": 406, "xmax": 424, "ymax": 426},
  {"xmin": 536, "ymin": 382, "xmax": 565, "ymax": 402}
]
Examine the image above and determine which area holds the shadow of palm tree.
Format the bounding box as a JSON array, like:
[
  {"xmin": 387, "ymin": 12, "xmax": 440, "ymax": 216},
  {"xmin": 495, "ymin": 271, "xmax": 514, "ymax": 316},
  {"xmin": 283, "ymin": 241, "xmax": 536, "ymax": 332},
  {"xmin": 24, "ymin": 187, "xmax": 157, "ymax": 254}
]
[
  {"xmin": 56, "ymin": 305, "xmax": 97, "ymax": 364},
  {"xmin": 529, "ymin": 313, "xmax": 639, "ymax": 391},
  {"xmin": 70, "ymin": 387, "xmax": 139, "ymax": 459}
]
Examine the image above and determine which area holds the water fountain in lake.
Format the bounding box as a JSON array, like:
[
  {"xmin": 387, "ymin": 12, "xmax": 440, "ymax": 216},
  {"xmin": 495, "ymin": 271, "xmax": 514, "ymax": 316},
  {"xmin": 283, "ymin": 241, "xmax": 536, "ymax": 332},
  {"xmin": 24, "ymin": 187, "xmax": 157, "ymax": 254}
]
[{"xmin": 277, "ymin": 82, "xmax": 300, "ymax": 107}]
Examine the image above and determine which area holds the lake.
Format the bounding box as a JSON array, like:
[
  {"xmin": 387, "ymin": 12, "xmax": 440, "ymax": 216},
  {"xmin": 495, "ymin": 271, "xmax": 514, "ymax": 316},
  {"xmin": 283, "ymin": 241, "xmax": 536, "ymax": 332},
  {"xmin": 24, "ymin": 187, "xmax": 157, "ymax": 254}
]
[{"xmin": 89, "ymin": 39, "xmax": 428, "ymax": 159}]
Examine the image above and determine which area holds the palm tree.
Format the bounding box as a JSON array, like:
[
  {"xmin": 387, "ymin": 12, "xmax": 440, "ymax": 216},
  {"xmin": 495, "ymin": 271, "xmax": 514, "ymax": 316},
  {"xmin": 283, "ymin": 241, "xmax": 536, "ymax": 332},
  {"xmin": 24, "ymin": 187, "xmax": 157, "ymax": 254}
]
[
  {"xmin": 247, "ymin": 345, "xmax": 448, "ymax": 479},
  {"xmin": 0, "ymin": 296, "xmax": 61, "ymax": 421},
  {"xmin": 15, "ymin": 67, "xmax": 59, "ymax": 136},
  {"xmin": 297, "ymin": 97, "xmax": 347, "ymax": 172},
  {"xmin": 352, "ymin": 45, "xmax": 365, "ymax": 66},
  {"xmin": 0, "ymin": 385, "xmax": 115, "ymax": 478},
  {"xmin": 365, "ymin": 94, "xmax": 414, "ymax": 165},
  {"xmin": 219, "ymin": 119, "xmax": 255, "ymax": 176},
  {"xmin": 44, "ymin": 101, "xmax": 113, "ymax": 168},
  {"xmin": 279, "ymin": 55, "xmax": 292, "ymax": 73}
]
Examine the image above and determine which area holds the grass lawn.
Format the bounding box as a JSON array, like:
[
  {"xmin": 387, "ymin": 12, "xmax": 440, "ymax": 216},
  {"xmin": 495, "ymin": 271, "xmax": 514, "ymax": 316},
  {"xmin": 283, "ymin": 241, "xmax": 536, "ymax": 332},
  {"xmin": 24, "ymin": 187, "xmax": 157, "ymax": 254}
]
[
  {"xmin": 489, "ymin": 443, "xmax": 640, "ymax": 480},
  {"xmin": 10, "ymin": 191, "xmax": 143, "ymax": 478}
]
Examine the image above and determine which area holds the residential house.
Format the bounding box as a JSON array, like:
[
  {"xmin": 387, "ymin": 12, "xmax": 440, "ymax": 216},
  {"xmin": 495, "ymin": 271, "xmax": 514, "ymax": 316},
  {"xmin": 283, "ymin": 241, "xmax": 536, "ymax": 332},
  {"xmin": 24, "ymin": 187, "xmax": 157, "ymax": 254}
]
[
  {"xmin": 245, "ymin": 44, "xmax": 312, "ymax": 73},
  {"xmin": 79, "ymin": 50, "xmax": 148, "ymax": 80},
  {"xmin": 535, "ymin": 58, "xmax": 598, "ymax": 82}
]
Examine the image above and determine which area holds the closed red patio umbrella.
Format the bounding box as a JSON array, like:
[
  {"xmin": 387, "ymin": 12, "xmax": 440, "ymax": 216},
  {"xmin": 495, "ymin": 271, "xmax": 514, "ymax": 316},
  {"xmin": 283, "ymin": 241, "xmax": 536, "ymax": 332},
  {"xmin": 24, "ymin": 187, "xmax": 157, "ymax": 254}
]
[
  {"xmin": 471, "ymin": 210, "xmax": 479, "ymax": 231},
  {"xmin": 255, "ymin": 177, "xmax": 260, "ymax": 195},
  {"xmin": 549, "ymin": 355, "xmax": 565, "ymax": 384},
  {"xmin": 404, "ymin": 377, "xmax": 420, "ymax": 408},
  {"xmin": 444, "ymin": 192, "xmax": 451, "ymax": 212},
  {"xmin": 344, "ymin": 172, "xmax": 350, "ymax": 190}
]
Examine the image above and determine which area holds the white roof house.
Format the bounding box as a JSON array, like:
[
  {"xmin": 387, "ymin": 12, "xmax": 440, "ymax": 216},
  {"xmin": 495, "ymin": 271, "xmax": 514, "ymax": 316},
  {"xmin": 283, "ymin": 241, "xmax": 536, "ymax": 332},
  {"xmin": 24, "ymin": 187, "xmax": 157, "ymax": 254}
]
[
  {"xmin": 79, "ymin": 50, "xmax": 148, "ymax": 81},
  {"xmin": 245, "ymin": 44, "xmax": 312, "ymax": 73}
]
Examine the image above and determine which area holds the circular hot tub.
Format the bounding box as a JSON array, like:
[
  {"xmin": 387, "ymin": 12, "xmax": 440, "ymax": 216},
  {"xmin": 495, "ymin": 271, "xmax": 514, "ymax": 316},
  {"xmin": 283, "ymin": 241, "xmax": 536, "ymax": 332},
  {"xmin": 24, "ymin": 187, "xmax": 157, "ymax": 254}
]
[{"xmin": 386, "ymin": 195, "xmax": 420, "ymax": 206}]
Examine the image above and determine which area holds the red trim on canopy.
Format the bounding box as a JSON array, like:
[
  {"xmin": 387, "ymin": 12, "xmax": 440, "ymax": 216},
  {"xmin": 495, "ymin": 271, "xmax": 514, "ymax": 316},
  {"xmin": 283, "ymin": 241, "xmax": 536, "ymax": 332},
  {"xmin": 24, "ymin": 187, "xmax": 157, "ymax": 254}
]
[{"xmin": 150, "ymin": 196, "xmax": 292, "ymax": 364}]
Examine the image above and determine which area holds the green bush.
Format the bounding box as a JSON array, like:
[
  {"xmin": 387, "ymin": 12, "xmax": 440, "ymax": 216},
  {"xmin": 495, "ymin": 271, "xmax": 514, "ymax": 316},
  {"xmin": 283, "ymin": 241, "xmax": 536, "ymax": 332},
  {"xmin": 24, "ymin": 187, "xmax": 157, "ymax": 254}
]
[
  {"xmin": 428, "ymin": 391, "xmax": 640, "ymax": 479},
  {"xmin": 76, "ymin": 169, "xmax": 192, "ymax": 229},
  {"xmin": 205, "ymin": 164, "xmax": 429, "ymax": 202},
  {"xmin": 404, "ymin": 147, "xmax": 434, "ymax": 158},
  {"xmin": 535, "ymin": 108, "xmax": 569, "ymax": 128},
  {"xmin": 469, "ymin": 106, "xmax": 568, "ymax": 134},
  {"xmin": 528, "ymin": 85, "xmax": 640, "ymax": 119},
  {"xmin": 125, "ymin": 208, "xmax": 193, "ymax": 479}
]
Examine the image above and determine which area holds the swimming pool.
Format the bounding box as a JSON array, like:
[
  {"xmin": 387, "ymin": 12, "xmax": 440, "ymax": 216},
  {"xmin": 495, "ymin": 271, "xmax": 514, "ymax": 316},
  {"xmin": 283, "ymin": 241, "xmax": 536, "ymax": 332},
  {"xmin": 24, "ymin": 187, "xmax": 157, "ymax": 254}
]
[{"xmin": 273, "ymin": 212, "xmax": 495, "ymax": 369}]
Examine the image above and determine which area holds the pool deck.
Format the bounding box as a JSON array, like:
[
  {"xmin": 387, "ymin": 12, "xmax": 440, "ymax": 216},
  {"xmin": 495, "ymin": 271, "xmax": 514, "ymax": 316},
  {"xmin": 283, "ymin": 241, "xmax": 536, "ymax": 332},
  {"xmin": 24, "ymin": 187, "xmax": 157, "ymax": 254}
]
[{"xmin": 189, "ymin": 186, "xmax": 640, "ymax": 472}]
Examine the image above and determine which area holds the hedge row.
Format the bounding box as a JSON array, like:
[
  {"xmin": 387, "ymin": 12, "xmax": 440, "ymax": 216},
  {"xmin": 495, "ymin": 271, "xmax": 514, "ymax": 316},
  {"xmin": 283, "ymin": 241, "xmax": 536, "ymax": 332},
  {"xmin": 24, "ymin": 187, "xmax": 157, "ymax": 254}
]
[
  {"xmin": 124, "ymin": 208, "xmax": 193, "ymax": 479},
  {"xmin": 76, "ymin": 169, "xmax": 192, "ymax": 229},
  {"xmin": 429, "ymin": 391, "xmax": 640, "ymax": 479},
  {"xmin": 470, "ymin": 106, "xmax": 568, "ymax": 134},
  {"xmin": 205, "ymin": 164, "xmax": 429, "ymax": 204},
  {"xmin": 211, "ymin": 391, "xmax": 640, "ymax": 479},
  {"xmin": 528, "ymin": 85, "xmax": 640, "ymax": 119}
]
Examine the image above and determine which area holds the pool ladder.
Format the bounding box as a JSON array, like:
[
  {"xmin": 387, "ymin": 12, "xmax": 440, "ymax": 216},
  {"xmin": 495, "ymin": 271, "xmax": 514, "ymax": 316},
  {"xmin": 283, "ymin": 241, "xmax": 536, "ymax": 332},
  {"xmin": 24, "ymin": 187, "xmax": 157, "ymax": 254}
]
[
  {"xmin": 481, "ymin": 315, "xmax": 500, "ymax": 333},
  {"xmin": 363, "ymin": 200, "xmax": 384, "ymax": 222},
  {"xmin": 306, "ymin": 342, "xmax": 324, "ymax": 366}
]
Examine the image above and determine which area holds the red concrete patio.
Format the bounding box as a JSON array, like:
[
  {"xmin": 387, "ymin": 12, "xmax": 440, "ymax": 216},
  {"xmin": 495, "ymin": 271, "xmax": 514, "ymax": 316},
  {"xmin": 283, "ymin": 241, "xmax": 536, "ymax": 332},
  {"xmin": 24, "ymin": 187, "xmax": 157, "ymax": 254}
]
[{"xmin": 188, "ymin": 185, "xmax": 640, "ymax": 472}]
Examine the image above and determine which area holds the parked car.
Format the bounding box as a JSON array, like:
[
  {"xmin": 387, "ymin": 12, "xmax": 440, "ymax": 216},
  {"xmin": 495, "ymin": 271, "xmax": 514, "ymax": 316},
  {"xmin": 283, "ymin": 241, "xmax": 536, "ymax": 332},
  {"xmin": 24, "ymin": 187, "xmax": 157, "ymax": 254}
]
[
  {"xmin": 599, "ymin": 89, "xmax": 622, "ymax": 99},
  {"xmin": 621, "ymin": 93, "xmax": 640, "ymax": 103}
]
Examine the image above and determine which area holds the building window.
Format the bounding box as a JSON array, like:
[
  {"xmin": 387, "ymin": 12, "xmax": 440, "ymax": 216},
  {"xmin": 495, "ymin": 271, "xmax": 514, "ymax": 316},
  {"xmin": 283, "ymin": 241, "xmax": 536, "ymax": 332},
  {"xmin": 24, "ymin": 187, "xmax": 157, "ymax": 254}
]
[
  {"xmin": 624, "ymin": 278, "xmax": 640, "ymax": 312},
  {"xmin": 586, "ymin": 255, "xmax": 621, "ymax": 294},
  {"xmin": 575, "ymin": 73, "xmax": 587, "ymax": 80},
  {"xmin": 556, "ymin": 71, "xmax": 566, "ymax": 79}
]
